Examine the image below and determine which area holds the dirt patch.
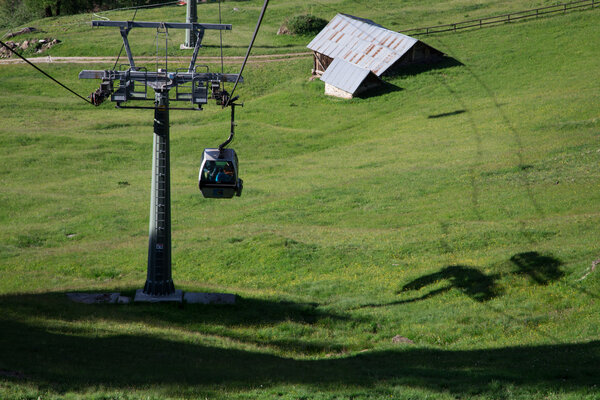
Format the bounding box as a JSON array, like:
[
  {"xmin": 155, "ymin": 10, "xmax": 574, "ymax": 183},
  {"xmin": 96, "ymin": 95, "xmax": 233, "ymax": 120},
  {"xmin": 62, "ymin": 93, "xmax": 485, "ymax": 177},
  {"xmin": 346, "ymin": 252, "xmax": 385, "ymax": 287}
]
[{"xmin": 0, "ymin": 52, "xmax": 311, "ymax": 65}]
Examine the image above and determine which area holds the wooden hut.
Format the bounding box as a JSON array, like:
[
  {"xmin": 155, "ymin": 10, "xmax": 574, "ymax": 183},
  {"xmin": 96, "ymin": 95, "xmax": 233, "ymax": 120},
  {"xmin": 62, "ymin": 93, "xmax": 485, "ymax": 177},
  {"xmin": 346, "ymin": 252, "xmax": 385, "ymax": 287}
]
[{"xmin": 307, "ymin": 14, "xmax": 444, "ymax": 98}]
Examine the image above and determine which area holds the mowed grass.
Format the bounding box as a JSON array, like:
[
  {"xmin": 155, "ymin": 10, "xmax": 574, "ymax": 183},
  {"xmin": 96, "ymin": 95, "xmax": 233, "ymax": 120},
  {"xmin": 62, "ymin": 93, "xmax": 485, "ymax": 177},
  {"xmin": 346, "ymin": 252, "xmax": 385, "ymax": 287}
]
[
  {"xmin": 1, "ymin": 0, "xmax": 591, "ymax": 57},
  {"xmin": 0, "ymin": 5, "xmax": 600, "ymax": 400}
]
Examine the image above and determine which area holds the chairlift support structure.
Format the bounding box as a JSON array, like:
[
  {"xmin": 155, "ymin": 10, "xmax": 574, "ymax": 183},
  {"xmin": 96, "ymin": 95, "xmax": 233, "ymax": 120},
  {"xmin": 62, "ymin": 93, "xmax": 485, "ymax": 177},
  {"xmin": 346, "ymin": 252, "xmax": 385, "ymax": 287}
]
[
  {"xmin": 184, "ymin": 0, "xmax": 198, "ymax": 48},
  {"xmin": 80, "ymin": 20, "xmax": 242, "ymax": 301}
]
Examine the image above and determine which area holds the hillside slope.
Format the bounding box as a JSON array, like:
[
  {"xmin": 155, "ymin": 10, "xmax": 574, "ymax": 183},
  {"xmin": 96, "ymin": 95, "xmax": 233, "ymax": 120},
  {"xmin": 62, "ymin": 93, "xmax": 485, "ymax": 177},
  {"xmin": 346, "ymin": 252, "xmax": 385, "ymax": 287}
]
[
  {"xmin": 1, "ymin": 0, "xmax": 593, "ymax": 57},
  {"xmin": 0, "ymin": 4, "xmax": 599, "ymax": 400}
]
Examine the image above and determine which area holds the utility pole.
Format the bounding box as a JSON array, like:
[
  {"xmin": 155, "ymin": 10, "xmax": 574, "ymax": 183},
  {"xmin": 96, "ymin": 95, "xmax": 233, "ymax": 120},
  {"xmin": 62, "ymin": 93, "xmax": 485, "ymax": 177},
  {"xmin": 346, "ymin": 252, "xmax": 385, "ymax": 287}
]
[{"xmin": 80, "ymin": 20, "xmax": 241, "ymax": 302}]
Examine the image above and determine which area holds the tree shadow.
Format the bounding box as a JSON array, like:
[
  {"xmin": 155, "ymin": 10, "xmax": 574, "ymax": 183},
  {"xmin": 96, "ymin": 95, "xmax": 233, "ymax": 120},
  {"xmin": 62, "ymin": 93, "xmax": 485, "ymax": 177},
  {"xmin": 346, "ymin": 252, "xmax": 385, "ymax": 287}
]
[{"xmin": 510, "ymin": 251, "xmax": 564, "ymax": 285}]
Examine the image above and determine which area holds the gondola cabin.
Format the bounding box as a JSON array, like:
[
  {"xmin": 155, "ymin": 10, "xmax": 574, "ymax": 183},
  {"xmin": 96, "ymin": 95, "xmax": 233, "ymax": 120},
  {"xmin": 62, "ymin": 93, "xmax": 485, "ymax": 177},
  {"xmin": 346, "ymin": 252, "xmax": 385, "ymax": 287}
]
[{"xmin": 199, "ymin": 148, "xmax": 243, "ymax": 198}]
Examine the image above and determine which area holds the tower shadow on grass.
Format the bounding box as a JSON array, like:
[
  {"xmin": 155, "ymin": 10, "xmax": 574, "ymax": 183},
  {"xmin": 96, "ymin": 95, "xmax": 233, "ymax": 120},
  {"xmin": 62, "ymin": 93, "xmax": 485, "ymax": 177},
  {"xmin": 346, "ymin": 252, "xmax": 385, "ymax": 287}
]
[
  {"xmin": 510, "ymin": 251, "xmax": 564, "ymax": 285},
  {"xmin": 0, "ymin": 291, "xmax": 354, "ymax": 356},
  {"xmin": 399, "ymin": 265, "xmax": 502, "ymax": 302},
  {"xmin": 360, "ymin": 252, "xmax": 565, "ymax": 309}
]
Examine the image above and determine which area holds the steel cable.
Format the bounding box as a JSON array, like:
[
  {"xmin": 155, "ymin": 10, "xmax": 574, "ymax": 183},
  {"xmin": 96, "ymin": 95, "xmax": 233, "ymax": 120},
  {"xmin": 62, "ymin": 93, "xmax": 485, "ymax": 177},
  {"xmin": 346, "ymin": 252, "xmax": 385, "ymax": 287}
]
[
  {"xmin": 0, "ymin": 39, "xmax": 93, "ymax": 105},
  {"xmin": 218, "ymin": 0, "xmax": 225, "ymax": 90},
  {"xmin": 225, "ymin": 0, "xmax": 269, "ymax": 106}
]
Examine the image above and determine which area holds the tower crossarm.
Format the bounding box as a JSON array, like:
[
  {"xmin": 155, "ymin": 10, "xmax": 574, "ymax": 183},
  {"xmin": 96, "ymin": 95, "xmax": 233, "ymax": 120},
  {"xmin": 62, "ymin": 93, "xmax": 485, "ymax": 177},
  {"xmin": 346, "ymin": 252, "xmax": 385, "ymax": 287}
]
[
  {"xmin": 91, "ymin": 20, "xmax": 233, "ymax": 73},
  {"xmin": 82, "ymin": 21, "xmax": 241, "ymax": 107},
  {"xmin": 92, "ymin": 21, "xmax": 232, "ymax": 30},
  {"xmin": 80, "ymin": 70, "xmax": 242, "ymax": 106},
  {"xmin": 79, "ymin": 70, "xmax": 241, "ymax": 84}
]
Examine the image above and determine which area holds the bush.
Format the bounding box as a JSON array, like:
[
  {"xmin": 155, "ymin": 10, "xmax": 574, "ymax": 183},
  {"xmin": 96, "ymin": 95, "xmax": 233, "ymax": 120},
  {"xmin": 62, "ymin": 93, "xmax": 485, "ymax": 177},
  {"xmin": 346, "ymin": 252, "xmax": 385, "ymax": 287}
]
[{"xmin": 285, "ymin": 14, "xmax": 327, "ymax": 35}]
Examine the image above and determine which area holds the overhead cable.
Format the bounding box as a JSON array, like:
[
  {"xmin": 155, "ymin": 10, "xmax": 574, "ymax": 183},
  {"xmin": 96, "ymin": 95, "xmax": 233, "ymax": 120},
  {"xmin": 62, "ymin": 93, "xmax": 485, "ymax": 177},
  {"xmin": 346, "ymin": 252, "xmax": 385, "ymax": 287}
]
[
  {"xmin": 225, "ymin": 0, "xmax": 269, "ymax": 106},
  {"xmin": 218, "ymin": 0, "xmax": 225, "ymax": 90},
  {"xmin": 0, "ymin": 39, "xmax": 93, "ymax": 105},
  {"xmin": 95, "ymin": 0, "xmax": 179, "ymax": 14}
]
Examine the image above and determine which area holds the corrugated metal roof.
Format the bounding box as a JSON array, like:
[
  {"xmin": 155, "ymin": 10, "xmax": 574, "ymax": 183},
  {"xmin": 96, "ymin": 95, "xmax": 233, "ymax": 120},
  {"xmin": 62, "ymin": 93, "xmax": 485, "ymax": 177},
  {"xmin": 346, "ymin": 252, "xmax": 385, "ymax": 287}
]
[
  {"xmin": 307, "ymin": 13, "xmax": 418, "ymax": 76},
  {"xmin": 320, "ymin": 58, "xmax": 373, "ymax": 94}
]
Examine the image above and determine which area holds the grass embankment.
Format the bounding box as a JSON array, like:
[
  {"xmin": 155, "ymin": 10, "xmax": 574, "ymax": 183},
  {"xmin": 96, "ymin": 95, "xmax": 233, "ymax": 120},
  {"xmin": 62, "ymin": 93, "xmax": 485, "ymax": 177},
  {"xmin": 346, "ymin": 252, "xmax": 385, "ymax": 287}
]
[{"xmin": 0, "ymin": 3, "xmax": 599, "ymax": 400}]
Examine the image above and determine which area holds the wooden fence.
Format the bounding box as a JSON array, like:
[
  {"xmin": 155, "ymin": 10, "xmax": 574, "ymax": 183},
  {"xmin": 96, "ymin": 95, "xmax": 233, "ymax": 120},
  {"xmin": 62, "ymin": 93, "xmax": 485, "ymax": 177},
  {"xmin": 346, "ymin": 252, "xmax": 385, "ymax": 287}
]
[{"xmin": 401, "ymin": 0, "xmax": 598, "ymax": 36}]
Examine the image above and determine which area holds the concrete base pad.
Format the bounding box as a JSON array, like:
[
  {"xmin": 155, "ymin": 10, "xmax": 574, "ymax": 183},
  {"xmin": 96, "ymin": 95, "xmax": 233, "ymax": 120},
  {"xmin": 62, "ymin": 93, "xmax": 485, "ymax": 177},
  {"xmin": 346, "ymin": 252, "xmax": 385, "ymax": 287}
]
[
  {"xmin": 67, "ymin": 292, "xmax": 120, "ymax": 304},
  {"xmin": 68, "ymin": 290, "xmax": 234, "ymax": 305},
  {"xmin": 134, "ymin": 289, "xmax": 183, "ymax": 303},
  {"xmin": 184, "ymin": 292, "xmax": 236, "ymax": 304}
]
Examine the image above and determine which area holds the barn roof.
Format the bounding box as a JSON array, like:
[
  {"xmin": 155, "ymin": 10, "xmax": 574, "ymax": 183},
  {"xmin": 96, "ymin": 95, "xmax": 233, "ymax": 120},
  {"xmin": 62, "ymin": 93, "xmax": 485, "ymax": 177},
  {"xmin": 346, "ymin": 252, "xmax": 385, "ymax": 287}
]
[
  {"xmin": 307, "ymin": 13, "xmax": 418, "ymax": 76},
  {"xmin": 320, "ymin": 58, "xmax": 375, "ymax": 94}
]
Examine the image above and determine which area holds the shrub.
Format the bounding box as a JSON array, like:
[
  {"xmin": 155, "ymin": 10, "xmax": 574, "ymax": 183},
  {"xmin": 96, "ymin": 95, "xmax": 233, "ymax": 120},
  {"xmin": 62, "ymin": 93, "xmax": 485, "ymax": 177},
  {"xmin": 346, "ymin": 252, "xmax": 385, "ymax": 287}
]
[{"xmin": 285, "ymin": 14, "xmax": 327, "ymax": 35}]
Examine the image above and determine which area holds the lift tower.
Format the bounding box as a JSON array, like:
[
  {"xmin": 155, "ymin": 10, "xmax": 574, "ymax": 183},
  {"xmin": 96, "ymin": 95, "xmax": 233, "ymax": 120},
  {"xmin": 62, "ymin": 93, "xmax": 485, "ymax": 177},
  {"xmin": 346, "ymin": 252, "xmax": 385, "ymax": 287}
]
[
  {"xmin": 184, "ymin": 0, "xmax": 198, "ymax": 48},
  {"xmin": 80, "ymin": 20, "xmax": 241, "ymax": 302}
]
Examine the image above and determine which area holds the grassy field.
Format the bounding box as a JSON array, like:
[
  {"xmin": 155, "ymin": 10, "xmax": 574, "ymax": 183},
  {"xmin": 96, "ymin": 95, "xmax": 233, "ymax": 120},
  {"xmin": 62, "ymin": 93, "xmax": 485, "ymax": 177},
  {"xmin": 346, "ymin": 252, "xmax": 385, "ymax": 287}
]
[
  {"xmin": 1, "ymin": 1, "xmax": 600, "ymax": 399},
  {"xmin": 1, "ymin": 0, "xmax": 591, "ymax": 57}
]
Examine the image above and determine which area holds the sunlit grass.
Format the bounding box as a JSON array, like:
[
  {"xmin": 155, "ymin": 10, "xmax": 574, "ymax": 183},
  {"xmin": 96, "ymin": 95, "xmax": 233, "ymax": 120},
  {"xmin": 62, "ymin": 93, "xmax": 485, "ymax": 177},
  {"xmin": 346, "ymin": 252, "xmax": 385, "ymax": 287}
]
[{"xmin": 0, "ymin": 4, "xmax": 599, "ymax": 400}]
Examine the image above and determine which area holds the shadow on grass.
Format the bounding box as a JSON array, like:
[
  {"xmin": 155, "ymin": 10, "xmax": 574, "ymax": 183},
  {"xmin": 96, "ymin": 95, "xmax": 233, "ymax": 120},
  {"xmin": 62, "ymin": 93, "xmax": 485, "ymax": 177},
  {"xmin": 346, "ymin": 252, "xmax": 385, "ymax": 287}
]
[
  {"xmin": 355, "ymin": 81, "xmax": 403, "ymax": 99},
  {"xmin": 0, "ymin": 293, "xmax": 353, "ymax": 357},
  {"xmin": 0, "ymin": 313, "xmax": 598, "ymax": 395},
  {"xmin": 428, "ymin": 109, "xmax": 466, "ymax": 119},
  {"xmin": 510, "ymin": 251, "xmax": 564, "ymax": 285},
  {"xmin": 400, "ymin": 265, "xmax": 502, "ymax": 302},
  {"xmin": 353, "ymin": 56, "xmax": 462, "ymax": 99},
  {"xmin": 0, "ymin": 292, "xmax": 347, "ymax": 328},
  {"xmin": 0, "ymin": 253, "xmax": 580, "ymax": 395},
  {"xmin": 360, "ymin": 252, "xmax": 564, "ymax": 309},
  {"xmin": 391, "ymin": 56, "xmax": 464, "ymax": 79}
]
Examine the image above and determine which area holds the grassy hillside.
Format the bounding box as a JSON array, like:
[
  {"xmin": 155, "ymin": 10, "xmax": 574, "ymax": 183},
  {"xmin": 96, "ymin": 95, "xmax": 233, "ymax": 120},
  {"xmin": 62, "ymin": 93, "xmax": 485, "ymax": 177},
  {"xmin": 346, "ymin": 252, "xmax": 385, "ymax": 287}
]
[
  {"xmin": 0, "ymin": 2, "xmax": 599, "ymax": 399},
  {"xmin": 1, "ymin": 0, "xmax": 589, "ymax": 57}
]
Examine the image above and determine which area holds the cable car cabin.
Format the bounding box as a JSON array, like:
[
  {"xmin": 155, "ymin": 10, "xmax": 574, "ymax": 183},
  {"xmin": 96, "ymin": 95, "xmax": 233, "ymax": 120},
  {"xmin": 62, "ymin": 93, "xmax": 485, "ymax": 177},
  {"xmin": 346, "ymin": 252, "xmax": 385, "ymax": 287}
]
[{"xmin": 199, "ymin": 148, "xmax": 243, "ymax": 198}]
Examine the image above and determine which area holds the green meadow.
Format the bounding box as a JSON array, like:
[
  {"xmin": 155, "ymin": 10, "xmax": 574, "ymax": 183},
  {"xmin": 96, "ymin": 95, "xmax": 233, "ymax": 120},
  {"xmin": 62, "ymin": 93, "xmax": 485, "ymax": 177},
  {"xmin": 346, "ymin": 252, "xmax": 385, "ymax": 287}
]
[{"xmin": 0, "ymin": 1, "xmax": 599, "ymax": 399}]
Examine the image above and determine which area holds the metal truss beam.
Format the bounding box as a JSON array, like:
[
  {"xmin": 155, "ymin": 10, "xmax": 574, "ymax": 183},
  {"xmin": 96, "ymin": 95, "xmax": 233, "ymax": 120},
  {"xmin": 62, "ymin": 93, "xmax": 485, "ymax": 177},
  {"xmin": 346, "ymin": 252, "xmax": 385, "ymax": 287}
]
[
  {"xmin": 79, "ymin": 70, "xmax": 242, "ymax": 84},
  {"xmin": 92, "ymin": 20, "xmax": 232, "ymax": 30}
]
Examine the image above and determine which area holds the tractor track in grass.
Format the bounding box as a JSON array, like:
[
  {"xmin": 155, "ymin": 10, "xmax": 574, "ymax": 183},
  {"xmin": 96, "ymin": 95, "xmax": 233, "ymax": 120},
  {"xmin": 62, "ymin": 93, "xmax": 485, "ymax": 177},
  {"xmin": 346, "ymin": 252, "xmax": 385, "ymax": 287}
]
[{"xmin": 0, "ymin": 52, "xmax": 312, "ymax": 65}]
